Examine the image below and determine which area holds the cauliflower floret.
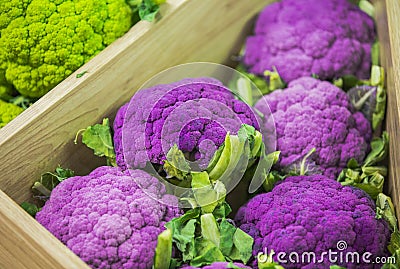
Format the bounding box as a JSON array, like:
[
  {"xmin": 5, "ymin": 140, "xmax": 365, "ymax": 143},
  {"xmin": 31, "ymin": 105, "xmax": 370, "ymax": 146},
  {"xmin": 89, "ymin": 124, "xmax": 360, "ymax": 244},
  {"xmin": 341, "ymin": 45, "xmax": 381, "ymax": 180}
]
[
  {"xmin": 0, "ymin": 0, "xmax": 133, "ymax": 98},
  {"xmin": 255, "ymin": 77, "xmax": 371, "ymax": 178},
  {"xmin": 235, "ymin": 175, "xmax": 391, "ymax": 269},
  {"xmin": 244, "ymin": 0, "xmax": 376, "ymax": 83},
  {"xmin": 113, "ymin": 78, "xmax": 260, "ymax": 170},
  {"xmin": 36, "ymin": 166, "xmax": 182, "ymax": 269},
  {"xmin": 0, "ymin": 99, "xmax": 23, "ymax": 128}
]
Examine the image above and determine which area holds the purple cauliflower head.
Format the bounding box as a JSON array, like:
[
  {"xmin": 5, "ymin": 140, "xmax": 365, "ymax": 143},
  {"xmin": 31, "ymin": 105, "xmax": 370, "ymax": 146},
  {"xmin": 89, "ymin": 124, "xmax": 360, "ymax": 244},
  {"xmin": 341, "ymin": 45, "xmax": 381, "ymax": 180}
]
[
  {"xmin": 254, "ymin": 77, "xmax": 371, "ymax": 178},
  {"xmin": 180, "ymin": 262, "xmax": 251, "ymax": 269},
  {"xmin": 114, "ymin": 78, "xmax": 260, "ymax": 170},
  {"xmin": 244, "ymin": 0, "xmax": 376, "ymax": 83},
  {"xmin": 235, "ymin": 175, "xmax": 391, "ymax": 269},
  {"xmin": 36, "ymin": 166, "xmax": 182, "ymax": 269}
]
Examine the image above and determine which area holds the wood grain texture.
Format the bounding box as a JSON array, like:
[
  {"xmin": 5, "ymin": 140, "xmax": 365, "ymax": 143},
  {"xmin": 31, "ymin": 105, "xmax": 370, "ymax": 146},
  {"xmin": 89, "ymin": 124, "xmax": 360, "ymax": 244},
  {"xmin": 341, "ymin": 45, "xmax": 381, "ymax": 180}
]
[
  {"xmin": 379, "ymin": 0, "xmax": 400, "ymax": 219},
  {"xmin": 0, "ymin": 190, "xmax": 90, "ymax": 269},
  {"xmin": 0, "ymin": 0, "xmax": 272, "ymax": 268}
]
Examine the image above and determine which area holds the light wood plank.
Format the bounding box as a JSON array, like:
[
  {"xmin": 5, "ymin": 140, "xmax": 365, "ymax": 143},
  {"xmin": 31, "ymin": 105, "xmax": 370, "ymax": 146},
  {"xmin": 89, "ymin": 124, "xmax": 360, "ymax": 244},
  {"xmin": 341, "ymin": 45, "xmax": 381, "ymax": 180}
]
[
  {"xmin": 0, "ymin": 190, "xmax": 90, "ymax": 269},
  {"xmin": 381, "ymin": 0, "xmax": 400, "ymax": 219}
]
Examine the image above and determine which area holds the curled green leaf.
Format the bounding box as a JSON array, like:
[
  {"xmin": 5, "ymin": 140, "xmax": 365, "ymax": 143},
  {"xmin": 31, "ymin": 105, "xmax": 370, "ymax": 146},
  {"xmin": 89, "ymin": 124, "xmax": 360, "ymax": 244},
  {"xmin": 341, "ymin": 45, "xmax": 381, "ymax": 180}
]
[
  {"xmin": 164, "ymin": 144, "xmax": 191, "ymax": 180},
  {"xmin": 376, "ymin": 193, "xmax": 398, "ymax": 232},
  {"xmin": 32, "ymin": 165, "xmax": 74, "ymax": 200},
  {"xmin": 234, "ymin": 64, "xmax": 285, "ymax": 96},
  {"xmin": 190, "ymin": 238, "xmax": 225, "ymax": 267},
  {"xmin": 364, "ymin": 131, "xmax": 389, "ymax": 167},
  {"xmin": 74, "ymin": 118, "xmax": 116, "ymax": 166},
  {"xmin": 20, "ymin": 202, "xmax": 41, "ymax": 217},
  {"xmin": 76, "ymin": 71, "xmax": 88, "ymax": 78}
]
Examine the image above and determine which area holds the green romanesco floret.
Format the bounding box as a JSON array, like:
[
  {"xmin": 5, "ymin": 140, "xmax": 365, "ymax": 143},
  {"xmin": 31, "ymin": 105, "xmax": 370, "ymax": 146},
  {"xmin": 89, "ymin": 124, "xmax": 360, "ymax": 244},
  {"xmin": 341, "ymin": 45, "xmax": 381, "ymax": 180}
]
[
  {"xmin": 0, "ymin": 99, "xmax": 23, "ymax": 128},
  {"xmin": 0, "ymin": 0, "xmax": 134, "ymax": 98}
]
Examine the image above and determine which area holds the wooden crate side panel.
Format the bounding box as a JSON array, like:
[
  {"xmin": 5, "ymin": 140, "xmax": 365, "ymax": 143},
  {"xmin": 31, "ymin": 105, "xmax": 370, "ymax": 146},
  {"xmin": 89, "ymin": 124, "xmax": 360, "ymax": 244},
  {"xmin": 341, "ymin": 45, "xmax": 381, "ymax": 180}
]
[
  {"xmin": 0, "ymin": 0, "xmax": 273, "ymax": 204},
  {"xmin": 0, "ymin": 190, "xmax": 90, "ymax": 269},
  {"xmin": 381, "ymin": 0, "xmax": 400, "ymax": 219}
]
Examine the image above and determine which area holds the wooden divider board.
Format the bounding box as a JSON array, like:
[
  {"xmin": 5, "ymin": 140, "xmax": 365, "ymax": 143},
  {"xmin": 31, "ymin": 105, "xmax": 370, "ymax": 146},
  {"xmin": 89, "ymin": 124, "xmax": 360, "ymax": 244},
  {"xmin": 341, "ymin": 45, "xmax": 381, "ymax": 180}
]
[{"xmin": 379, "ymin": 0, "xmax": 400, "ymax": 219}]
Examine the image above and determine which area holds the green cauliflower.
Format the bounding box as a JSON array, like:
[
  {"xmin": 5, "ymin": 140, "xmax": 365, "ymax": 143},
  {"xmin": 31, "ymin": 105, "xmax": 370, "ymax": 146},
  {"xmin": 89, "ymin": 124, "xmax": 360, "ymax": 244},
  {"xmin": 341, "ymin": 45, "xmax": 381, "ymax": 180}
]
[
  {"xmin": 0, "ymin": 100, "xmax": 23, "ymax": 127},
  {"xmin": 0, "ymin": 0, "xmax": 134, "ymax": 98}
]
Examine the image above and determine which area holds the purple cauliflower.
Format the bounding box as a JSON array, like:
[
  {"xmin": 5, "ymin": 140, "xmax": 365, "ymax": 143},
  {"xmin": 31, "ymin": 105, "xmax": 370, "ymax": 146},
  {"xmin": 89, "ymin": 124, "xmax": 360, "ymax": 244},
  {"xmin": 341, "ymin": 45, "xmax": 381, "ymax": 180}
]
[
  {"xmin": 36, "ymin": 166, "xmax": 182, "ymax": 269},
  {"xmin": 254, "ymin": 77, "xmax": 371, "ymax": 178},
  {"xmin": 180, "ymin": 262, "xmax": 251, "ymax": 269},
  {"xmin": 244, "ymin": 0, "xmax": 376, "ymax": 83},
  {"xmin": 113, "ymin": 78, "xmax": 260, "ymax": 170},
  {"xmin": 235, "ymin": 175, "xmax": 391, "ymax": 269}
]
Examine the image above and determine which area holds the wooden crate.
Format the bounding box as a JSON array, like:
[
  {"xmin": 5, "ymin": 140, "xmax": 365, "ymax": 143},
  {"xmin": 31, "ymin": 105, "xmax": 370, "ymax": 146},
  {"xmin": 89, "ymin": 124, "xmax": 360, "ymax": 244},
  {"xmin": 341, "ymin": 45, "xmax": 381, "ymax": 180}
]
[{"xmin": 0, "ymin": 0, "xmax": 398, "ymax": 268}]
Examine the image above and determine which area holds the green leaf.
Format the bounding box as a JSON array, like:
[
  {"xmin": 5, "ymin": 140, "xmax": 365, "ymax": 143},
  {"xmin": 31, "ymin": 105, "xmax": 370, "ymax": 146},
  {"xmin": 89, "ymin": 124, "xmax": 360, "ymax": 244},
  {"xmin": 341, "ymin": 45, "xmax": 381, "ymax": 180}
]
[
  {"xmin": 74, "ymin": 118, "xmax": 116, "ymax": 166},
  {"xmin": 364, "ymin": 131, "xmax": 389, "ymax": 167},
  {"xmin": 76, "ymin": 71, "xmax": 88, "ymax": 78},
  {"xmin": 337, "ymin": 167, "xmax": 384, "ymax": 200},
  {"xmin": 359, "ymin": 0, "xmax": 374, "ymax": 17},
  {"xmin": 190, "ymin": 238, "xmax": 225, "ymax": 267},
  {"xmin": 206, "ymin": 142, "xmax": 225, "ymax": 173},
  {"xmin": 388, "ymin": 232, "xmax": 400, "ymax": 256},
  {"xmin": 169, "ymin": 258, "xmax": 182, "ymax": 269},
  {"xmin": 32, "ymin": 165, "xmax": 75, "ymax": 200},
  {"xmin": 208, "ymin": 133, "xmax": 233, "ymax": 180},
  {"xmin": 139, "ymin": 0, "xmax": 162, "ymax": 22},
  {"xmin": 212, "ymin": 201, "xmax": 232, "ymax": 219},
  {"xmin": 20, "ymin": 202, "xmax": 40, "ymax": 217},
  {"xmin": 230, "ymin": 228, "xmax": 254, "ymax": 264},
  {"xmin": 263, "ymin": 170, "xmax": 286, "ymax": 192},
  {"xmin": 372, "ymin": 85, "xmax": 387, "ymax": 131},
  {"xmin": 237, "ymin": 124, "xmax": 263, "ymax": 160},
  {"xmin": 347, "ymin": 158, "xmax": 360, "ymax": 169},
  {"xmin": 9, "ymin": 95, "xmax": 34, "ymax": 110},
  {"xmin": 219, "ymin": 219, "xmax": 236, "ymax": 256},
  {"xmin": 235, "ymin": 77, "xmax": 254, "ymax": 106},
  {"xmin": 299, "ymin": 148, "xmax": 316, "ymax": 175},
  {"xmin": 264, "ymin": 68, "xmax": 285, "ymax": 92},
  {"xmin": 154, "ymin": 229, "xmax": 172, "ymax": 269},
  {"xmin": 371, "ymin": 41, "xmax": 380, "ymax": 66},
  {"xmin": 235, "ymin": 64, "xmax": 284, "ymax": 96},
  {"xmin": 164, "ymin": 144, "xmax": 191, "ymax": 180},
  {"xmin": 376, "ymin": 193, "xmax": 398, "ymax": 232},
  {"xmin": 166, "ymin": 217, "xmax": 197, "ymax": 262},
  {"xmin": 200, "ymin": 214, "xmax": 220, "ymax": 247},
  {"xmin": 248, "ymin": 144, "xmax": 277, "ymax": 193},
  {"xmin": 384, "ymin": 232, "xmax": 400, "ymax": 268},
  {"xmin": 333, "ymin": 75, "xmax": 365, "ymax": 91},
  {"xmin": 192, "ymin": 172, "xmax": 226, "ymax": 214},
  {"xmin": 330, "ymin": 266, "xmax": 347, "ymax": 269},
  {"xmin": 337, "ymin": 132, "xmax": 389, "ymax": 200}
]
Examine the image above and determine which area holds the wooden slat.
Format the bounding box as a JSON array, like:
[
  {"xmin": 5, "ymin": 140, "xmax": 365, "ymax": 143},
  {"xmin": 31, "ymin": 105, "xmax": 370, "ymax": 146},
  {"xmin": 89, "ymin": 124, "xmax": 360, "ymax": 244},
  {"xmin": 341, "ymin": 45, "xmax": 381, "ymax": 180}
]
[
  {"xmin": 0, "ymin": 190, "xmax": 90, "ymax": 269},
  {"xmin": 380, "ymin": 0, "xmax": 400, "ymax": 219}
]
